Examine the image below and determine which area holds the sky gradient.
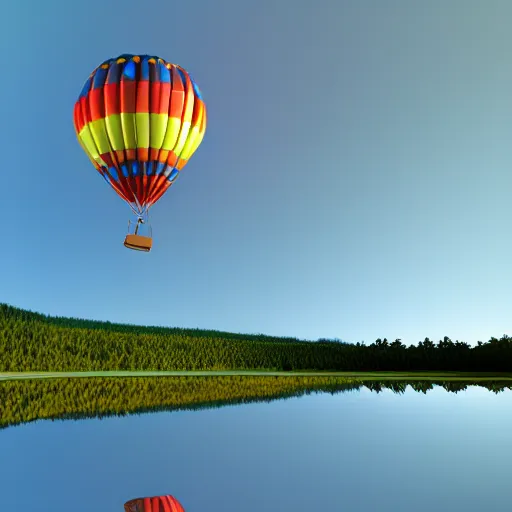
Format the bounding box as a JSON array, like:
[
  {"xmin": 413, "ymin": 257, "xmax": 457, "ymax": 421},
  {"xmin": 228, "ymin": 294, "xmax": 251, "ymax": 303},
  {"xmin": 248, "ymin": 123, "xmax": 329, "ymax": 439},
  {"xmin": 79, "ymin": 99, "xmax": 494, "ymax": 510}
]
[{"xmin": 1, "ymin": 0, "xmax": 511, "ymax": 345}]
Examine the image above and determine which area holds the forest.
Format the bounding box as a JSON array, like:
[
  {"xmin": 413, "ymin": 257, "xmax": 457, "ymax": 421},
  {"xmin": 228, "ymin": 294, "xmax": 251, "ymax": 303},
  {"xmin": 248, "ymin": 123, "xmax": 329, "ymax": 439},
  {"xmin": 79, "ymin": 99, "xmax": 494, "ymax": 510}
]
[
  {"xmin": 0, "ymin": 303, "xmax": 511, "ymax": 372},
  {"xmin": 1, "ymin": 375, "xmax": 510, "ymax": 430}
]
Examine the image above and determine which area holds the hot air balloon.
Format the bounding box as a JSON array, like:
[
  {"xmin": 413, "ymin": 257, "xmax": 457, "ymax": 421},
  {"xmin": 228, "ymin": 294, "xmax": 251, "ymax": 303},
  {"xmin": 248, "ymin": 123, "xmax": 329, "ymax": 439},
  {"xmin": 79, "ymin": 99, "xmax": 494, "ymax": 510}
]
[
  {"xmin": 124, "ymin": 495, "xmax": 186, "ymax": 512},
  {"xmin": 73, "ymin": 54, "xmax": 207, "ymax": 252}
]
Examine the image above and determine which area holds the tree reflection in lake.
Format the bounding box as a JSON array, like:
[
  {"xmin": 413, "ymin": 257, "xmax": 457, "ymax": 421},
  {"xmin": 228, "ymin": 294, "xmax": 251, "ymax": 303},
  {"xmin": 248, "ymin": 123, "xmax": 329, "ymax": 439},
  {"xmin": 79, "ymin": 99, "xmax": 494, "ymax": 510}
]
[{"xmin": 1, "ymin": 376, "xmax": 511, "ymax": 430}]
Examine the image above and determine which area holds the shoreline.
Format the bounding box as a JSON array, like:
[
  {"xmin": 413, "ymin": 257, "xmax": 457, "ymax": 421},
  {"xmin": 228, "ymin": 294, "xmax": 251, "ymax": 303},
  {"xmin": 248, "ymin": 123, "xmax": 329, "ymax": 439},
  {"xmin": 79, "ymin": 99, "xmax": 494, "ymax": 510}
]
[{"xmin": 2, "ymin": 370, "xmax": 512, "ymax": 381}]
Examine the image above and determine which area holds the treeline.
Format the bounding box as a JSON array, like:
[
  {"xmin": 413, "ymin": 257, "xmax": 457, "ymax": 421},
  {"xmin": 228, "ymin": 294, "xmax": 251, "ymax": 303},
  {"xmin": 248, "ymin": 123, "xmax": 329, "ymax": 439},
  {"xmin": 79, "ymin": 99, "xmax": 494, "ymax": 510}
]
[
  {"xmin": 0, "ymin": 303, "xmax": 511, "ymax": 372},
  {"xmin": 0, "ymin": 375, "xmax": 360, "ymax": 429},
  {"xmin": 0, "ymin": 304, "xmax": 307, "ymax": 344},
  {"xmin": 1, "ymin": 376, "xmax": 510, "ymax": 430}
]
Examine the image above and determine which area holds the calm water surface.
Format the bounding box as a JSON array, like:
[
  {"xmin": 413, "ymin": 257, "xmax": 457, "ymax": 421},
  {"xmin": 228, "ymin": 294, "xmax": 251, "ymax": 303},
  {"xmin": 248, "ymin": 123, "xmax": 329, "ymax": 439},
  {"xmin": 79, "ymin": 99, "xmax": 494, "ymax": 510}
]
[{"xmin": 1, "ymin": 385, "xmax": 511, "ymax": 511}]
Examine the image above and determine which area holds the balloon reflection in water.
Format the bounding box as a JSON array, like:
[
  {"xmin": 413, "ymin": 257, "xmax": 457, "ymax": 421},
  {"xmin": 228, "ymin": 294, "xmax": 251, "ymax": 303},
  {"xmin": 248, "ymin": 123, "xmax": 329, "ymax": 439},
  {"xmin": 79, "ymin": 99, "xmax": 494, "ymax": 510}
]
[{"xmin": 124, "ymin": 494, "xmax": 185, "ymax": 512}]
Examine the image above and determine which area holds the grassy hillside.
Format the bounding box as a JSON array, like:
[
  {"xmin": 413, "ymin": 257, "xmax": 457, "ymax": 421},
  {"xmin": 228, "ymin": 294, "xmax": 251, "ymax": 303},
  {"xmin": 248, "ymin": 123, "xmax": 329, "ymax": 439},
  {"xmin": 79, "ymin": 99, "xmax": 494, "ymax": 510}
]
[{"xmin": 0, "ymin": 303, "xmax": 511, "ymax": 372}]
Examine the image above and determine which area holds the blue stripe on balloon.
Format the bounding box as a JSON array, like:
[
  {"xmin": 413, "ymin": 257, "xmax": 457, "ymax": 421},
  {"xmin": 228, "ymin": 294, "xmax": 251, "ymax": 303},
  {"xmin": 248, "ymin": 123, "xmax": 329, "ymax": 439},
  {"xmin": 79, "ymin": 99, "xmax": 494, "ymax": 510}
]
[
  {"xmin": 92, "ymin": 67, "xmax": 108, "ymax": 89},
  {"xmin": 191, "ymin": 77, "xmax": 203, "ymax": 99},
  {"xmin": 113, "ymin": 165, "xmax": 128, "ymax": 178},
  {"xmin": 104, "ymin": 167, "xmax": 119, "ymax": 181},
  {"xmin": 106, "ymin": 62, "xmax": 122, "ymax": 85},
  {"xmin": 155, "ymin": 162, "xmax": 166, "ymax": 176},
  {"xmin": 168, "ymin": 168, "xmax": 179, "ymax": 182},
  {"xmin": 122, "ymin": 60, "xmax": 136, "ymax": 81},
  {"xmin": 79, "ymin": 77, "xmax": 92, "ymax": 98},
  {"xmin": 140, "ymin": 58, "xmax": 150, "ymax": 81},
  {"xmin": 119, "ymin": 164, "xmax": 129, "ymax": 179},
  {"xmin": 159, "ymin": 62, "xmax": 171, "ymax": 83}
]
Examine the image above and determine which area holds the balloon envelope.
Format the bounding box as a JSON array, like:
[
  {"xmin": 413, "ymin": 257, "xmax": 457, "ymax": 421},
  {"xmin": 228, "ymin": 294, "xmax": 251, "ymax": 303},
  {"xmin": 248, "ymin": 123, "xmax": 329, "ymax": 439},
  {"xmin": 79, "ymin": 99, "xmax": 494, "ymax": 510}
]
[
  {"xmin": 124, "ymin": 495, "xmax": 186, "ymax": 512},
  {"xmin": 73, "ymin": 54, "xmax": 207, "ymax": 215}
]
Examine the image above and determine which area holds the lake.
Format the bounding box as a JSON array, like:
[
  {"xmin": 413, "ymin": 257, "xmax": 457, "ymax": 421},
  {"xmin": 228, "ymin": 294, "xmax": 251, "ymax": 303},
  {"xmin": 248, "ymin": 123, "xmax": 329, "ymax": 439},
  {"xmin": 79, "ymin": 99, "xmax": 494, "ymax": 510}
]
[{"xmin": 0, "ymin": 380, "xmax": 511, "ymax": 511}]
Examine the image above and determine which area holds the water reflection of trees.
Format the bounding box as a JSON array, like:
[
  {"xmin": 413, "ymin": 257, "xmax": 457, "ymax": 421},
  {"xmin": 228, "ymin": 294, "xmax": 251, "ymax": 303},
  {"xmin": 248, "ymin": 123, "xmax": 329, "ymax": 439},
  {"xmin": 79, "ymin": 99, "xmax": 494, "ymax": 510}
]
[
  {"xmin": 364, "ymin": 380, "xmax": 512, "ymax": 394},
  {"xmin": 0, "ymin": 377, "xmax": 510, "ymax": 430},
  {"xmin": 0, "ymin": 376, "xmax": 360, "ymax": 430}
]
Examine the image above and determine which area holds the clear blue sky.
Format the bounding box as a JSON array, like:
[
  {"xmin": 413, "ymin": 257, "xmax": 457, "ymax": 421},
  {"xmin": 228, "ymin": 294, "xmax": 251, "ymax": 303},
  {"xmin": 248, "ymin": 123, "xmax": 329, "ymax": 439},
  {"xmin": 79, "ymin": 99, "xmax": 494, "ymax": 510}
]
[{"xmin": 1, "ymin": 0, "xmax": 510, "ymax": 345}]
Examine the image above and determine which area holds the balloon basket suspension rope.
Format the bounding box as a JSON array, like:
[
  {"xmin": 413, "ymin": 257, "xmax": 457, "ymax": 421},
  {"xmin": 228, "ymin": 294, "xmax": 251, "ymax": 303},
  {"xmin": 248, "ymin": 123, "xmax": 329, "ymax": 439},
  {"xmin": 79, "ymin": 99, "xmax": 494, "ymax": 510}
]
[{"xmin": 123, "ymin": 212, "xmax": 153, "ymax": 252}]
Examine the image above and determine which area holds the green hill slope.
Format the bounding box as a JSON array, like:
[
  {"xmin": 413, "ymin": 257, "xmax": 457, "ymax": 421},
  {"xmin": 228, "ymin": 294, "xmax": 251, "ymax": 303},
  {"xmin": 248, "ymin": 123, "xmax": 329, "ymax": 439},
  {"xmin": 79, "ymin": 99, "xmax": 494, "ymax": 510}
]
[{"xmin": 0, "ymin": 303, "xmax": 511, "ymax": 372}]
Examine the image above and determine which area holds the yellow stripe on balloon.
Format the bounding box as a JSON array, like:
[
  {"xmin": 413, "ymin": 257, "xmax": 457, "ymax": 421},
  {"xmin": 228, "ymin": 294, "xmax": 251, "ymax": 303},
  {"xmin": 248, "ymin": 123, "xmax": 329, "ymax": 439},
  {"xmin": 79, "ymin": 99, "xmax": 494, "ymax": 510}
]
[
  {"xmin": 176, "ymin": 129, "xmax": 205, "ymax": 170},
  {"xmin": 179, "ymin": 125, "xmax": 201, "ymax": 161},
  {"xmin": 161, "ymin": 117, "xmax": 181, "ymax": 151},
  {"xmin": 120, "ymin": 113, "xmax": 137, "ymax": 149},
  {"xmin": 76, "ymin": 132, "xmax": 97, "ymax": 167},
  {"xmin": 150, "ymin": 113, "xmax": 169, "ymax": 149},
  {"xmin": 78, "ymin": 126, "xmax": 108, "ymax": 169},
  {"xmin": 135, "ymin": 112, "xmax": 150, "ymax": 148},
  {"xmin": 104, "ymin": 114, "xmax": 125, "ymax": 151},
  {"xmin": 173, "ymin": 122, "xmax": 192, "ymax": 157},
  {"xmin": 87, "ymin": 119, "xmax": 115, "ymax": 155},
  {"xmin": 78, "ymin": 126, "xmax": 100, "ymax": 160},
  {"xmin": 180, "ymin": 104, "xmax": 206, "ymax": 161}
]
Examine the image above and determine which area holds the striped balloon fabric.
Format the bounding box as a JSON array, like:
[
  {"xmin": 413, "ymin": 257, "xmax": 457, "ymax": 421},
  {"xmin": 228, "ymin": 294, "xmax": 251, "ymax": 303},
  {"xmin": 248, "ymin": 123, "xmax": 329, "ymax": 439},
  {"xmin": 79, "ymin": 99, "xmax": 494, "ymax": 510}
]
[
  {"xmin": 124, "ymin": 494, "xmax": 186, "ymax": 512},
  {"xmin": 73, "ymin": 54, "xmax": 207, "ymax": 215}
]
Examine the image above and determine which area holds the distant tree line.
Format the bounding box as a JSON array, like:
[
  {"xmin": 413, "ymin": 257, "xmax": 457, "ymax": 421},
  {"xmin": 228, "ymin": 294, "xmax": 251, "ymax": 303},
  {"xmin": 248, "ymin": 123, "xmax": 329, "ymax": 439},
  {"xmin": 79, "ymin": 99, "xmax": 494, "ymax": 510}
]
[
  {"xmin": 1, "ymin": 375, "xmax": 510, "ymax": 430},
  {"xmin": 0, "ymin": 303, "xmax": 511, "ymax": 372}
]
